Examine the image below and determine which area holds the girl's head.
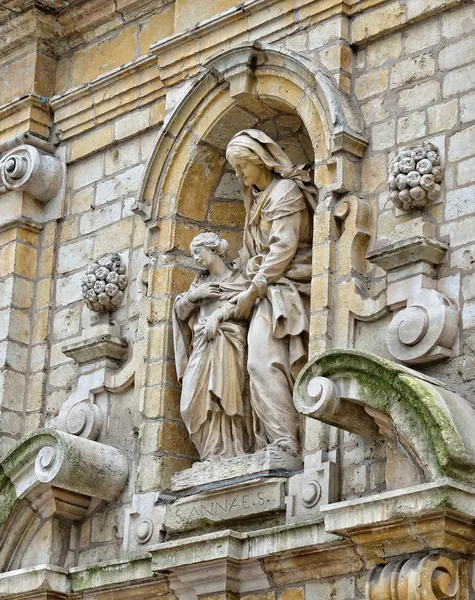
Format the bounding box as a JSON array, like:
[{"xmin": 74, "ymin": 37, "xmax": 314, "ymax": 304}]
[{"xmin": 189, "ymin": 232, "xmax": 229, "ymax": 268}]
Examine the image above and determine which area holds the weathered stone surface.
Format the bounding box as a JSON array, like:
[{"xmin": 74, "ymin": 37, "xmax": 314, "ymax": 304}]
[
  {"xmin": 171, "ymin": 449, "xmax": 302, "ymax": 492},
  {"xmin": 166, "ymin": 478, "xmax": 286, "ymax": 532}
]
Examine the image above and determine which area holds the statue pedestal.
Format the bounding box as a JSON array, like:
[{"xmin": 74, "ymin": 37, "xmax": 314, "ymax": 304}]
[{"xmin": 171, "ymin": 449, "xmax": 302, "ymax": 493}]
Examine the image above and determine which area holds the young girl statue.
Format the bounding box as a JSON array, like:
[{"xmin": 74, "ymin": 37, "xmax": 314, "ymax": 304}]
[{"xmin": 173, "ymin": 232, "xmax": 249, "ymax": 462}]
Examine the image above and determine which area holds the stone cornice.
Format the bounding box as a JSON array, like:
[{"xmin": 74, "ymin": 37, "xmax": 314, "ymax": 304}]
[
  {"xmin": 50, "ymin": 54, "xmax": 165, "ymax": 142},
  {"xmin": 58, "ymin": 0, "xmax": 173, "ymax": 48},
  {"xmin": 0, "ymin": 94, "xmax": 53, "ymax": 144}
]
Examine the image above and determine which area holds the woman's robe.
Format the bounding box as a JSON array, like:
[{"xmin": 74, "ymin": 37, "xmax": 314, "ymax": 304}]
[{"xmin": 173, "ymin": 271, "xmax": 248, "ymax": 461}]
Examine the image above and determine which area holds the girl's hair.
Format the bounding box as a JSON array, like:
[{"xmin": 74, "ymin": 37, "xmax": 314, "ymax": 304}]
[
  {"xmin": 189, "ymin": 232, "xmax": 229, "ymax": 259},
  {"xmin": 225, "ymin": 145, "xmax": 265, "ymax": 171}
]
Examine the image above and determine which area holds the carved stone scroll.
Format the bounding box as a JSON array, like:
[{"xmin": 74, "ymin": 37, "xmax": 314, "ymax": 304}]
[
  {"xmin": 0, "ymin": 144, "xmax": 63, "ymax": 202},
  {"xmin": 367, "ymin": 555, "xmax": 458, "ymax": 600}
]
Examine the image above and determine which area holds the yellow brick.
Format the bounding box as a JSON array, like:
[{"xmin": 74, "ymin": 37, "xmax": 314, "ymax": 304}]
[
  {"xmin": 142, "ymin": 420, "xmax": 196, "ymax": 456},
  {"xmin": 12, "ymin": 278, "xmax": 34, "ymax": 309},
  {"xmin": 71, "ymin": 125, "xmax": 114, "ymax": 161},
  {"xmin": 177, "ymin": 146, "xmax": 225, "ymax": 221},
  {"xmin": 280, "ymin": 588, "xmax": 304, "ymax": 600},
  {"xmin": 36, "ymin": 278, "xmax": 52, "ymax": 310},
  {"xmin": 71, "ymin": 26, "xmax": 137, "ymax": 87},
  {"xmin": 0, "ymin": 53, "xmax": 35, "ymax": 105},
  {"xmin": 33, "ymin": 310, "xmax": 48, "ymax": 343},
  {"xmin": 315, "ymin": 163, "xmax": 336, "ymax": 188},
  {"xmin": 174, "ymin": 0, "xmax": 238, "ymax": 32},
  {"xmin": 15, "ymin": 244, "xmax": 37, "ymax": 279},
  {"xmin": 141, "ymin": 385, "xmax": 181, "ymax": 420},
  {"xmin": 151, "ymin": 265, "xmax": 195, "ymax": 295},
  {"xmin": 310, "ymin": 310, "xmax": 330, "ymax": 339},
  {"xmin": 0, "ymin": 244, "xmax": 15, "ymax": 277},
  {"xmin": 256, "ymin": 77, "xmax": 305, "ymax": 114},
  {"xmin": 34, "ymin": 52, "xmax": 57, "ymax": 99},
  {"xmin": 351, "ymin": 1, "xmax": 405, "ymax": 44},
  {"xmin": 55, "ymin": 57, "xmax": 70, "ymax": 94},
  {"xmin": 93, "ymin": 218, "xmax": 134, "ymax": 257},
  {"xmin": 361, "ymin": 154, "xmax": 387, "ymax": 195},
  {"xmin": 148, "ymin": 323, "xmax": 174, "ymax": 360},
  {"xmin": 208, "ymin": 201, "xmax": 245, "ymax": 228},
  {"xmin": 38, "ymin": 246, "xmax": 55, "ymax": 279},
  {"xmin": 139, "ymin": 6, "xmax": 174, "ymax": 54},
  {"xmin": 41, "ymin": 221, "xmax": 57, "ymax": 248},
  {"xmin": 70, "ymin": 187, "xmax": 94, "ymax": 215},
  {"xmin": 59, "ymin": 216, "xmax": 79, "ymax": 243}
]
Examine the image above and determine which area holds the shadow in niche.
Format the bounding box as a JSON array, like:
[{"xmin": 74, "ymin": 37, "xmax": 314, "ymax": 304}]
[{"xmin": 175, "ymin": 99, "xmax": 316, "ymax": 261}]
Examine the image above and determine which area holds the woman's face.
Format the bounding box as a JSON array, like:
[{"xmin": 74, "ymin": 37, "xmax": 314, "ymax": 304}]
[
  {"xmin": 233, "ymin": 157, "xmax": 264, "ymax": 187},
  {"xmin": 191, "ymin": 245, "xmax": 216, "ymax": 269}
]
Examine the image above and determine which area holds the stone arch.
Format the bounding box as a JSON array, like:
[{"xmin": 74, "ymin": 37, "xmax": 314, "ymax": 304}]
[{"xmin": 135, "ymin": 42, "xmax": 368, "ymax": 235}]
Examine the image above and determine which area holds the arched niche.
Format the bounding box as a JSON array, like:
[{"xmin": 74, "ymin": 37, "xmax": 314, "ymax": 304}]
[{"xmin": 135, "ymin": 42, "xmax": 368, "ymax": 256}]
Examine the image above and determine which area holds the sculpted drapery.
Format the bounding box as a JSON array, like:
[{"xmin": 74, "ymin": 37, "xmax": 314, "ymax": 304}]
[
  {"xmin": 173, "ymin": 130, "xmax": 317, "ymax": 462},
  {"xmin": 226, "ymin": 129, "xmax": 317, "ymax": 457}
]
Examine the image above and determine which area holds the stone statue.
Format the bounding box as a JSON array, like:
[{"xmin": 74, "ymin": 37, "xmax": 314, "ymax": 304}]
[
  {"xmin": 225, "ymin": 129, "xmax": 318, "ymax": 457},
  {"xmin": 172, "ymin": 233, "xmax": 249, "ymax": 462}
]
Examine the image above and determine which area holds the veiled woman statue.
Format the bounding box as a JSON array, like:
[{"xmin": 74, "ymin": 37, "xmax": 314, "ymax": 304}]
[
  {"xmin": 226, "ymin": 129, "xmax": 318, "ymax": 457},
  {"xmin": 173, "ymin": 233, "xmax": 249, "ymax": 462}
]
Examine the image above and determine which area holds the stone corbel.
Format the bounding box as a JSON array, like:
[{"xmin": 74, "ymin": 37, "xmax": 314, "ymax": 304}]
[
  {"xmin": 368, "ymin": 219, "xmax": 458, "ymax": 365},
  {"xmin": 0, "ymin": 429, "xmax": 128, "ymax": 523},
  {"xmin": 0, "ymin": 143, "xmax": 63, "ymax": 203},
  {"xmin": 367, "ymin": 555, "xmax": 459, "ymax": 600},
  {"xmin": 294, "ymin": 349, "xmax": 475, "ymax": 485}
]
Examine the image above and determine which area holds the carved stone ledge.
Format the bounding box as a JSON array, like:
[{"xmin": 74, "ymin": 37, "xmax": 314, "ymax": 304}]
[
  {"xmin": 368, "ymin": 236, "xmax": 448, "ymax": 272},
  {"xmin": 171, "ymin": 448, "xmax": 302, "ymax": 493},
  {"xmin": 62, "ymin": 334, "xmax": 128, "ymax": 365},
  {"xmin": 367, "ymin": 555, "xmax": 458, "ymax": 600},
  {"xmin": 0, "ymin": 429, "xmax": 128, "ymax": 524},
  {"xmin": 367, "ymin": 220, "xmax": 458, "ymax": 365}
]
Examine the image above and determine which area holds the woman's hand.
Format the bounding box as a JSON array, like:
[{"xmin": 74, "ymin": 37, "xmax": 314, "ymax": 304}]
[
  {"xmin": 231, "ymin": 285, "xmax": 259, "ymax": 320},
  {"xmin": 204, "ymin": 313, "xmax": 220, "ymax": 341},
  {"xmin": 188, "ymin": 283, "xmax": 221, "ymax": 303}
]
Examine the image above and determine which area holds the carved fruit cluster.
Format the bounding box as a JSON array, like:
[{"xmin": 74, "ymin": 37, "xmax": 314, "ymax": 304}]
[
  {"xmin": 82, "ymin": 253, "xmax": 127, "ymax": 313},
  {"xmin": 388, "ymin": 143, "xmax": 443, "ymax": 211}
]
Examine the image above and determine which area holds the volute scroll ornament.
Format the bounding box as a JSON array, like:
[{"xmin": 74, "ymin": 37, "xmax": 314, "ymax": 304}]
[
  {"xmin": 367, "ymin": 555, "xmax": 459, "ymax": 600},
  {"xmin": 0, "ymin": 144, "xmax": 63, "ymax": 202},
  {"xmin": 387, "ymin": 288, "xmax": 458, "ymax": 364}
]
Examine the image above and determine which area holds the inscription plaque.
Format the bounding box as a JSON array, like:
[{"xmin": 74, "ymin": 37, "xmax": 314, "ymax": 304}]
[{"xmin": 166, "ymin": 478, "xmax": 286, "ymax": 533}]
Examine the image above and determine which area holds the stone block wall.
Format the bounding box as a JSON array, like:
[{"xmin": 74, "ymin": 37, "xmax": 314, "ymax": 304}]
[{"xmin": 0, "ymin": 0, "xmax": 475, "ymax": 595}]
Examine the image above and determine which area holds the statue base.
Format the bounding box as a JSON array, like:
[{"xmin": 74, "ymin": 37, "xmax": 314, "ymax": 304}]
[{"xmin": 171, "ymin": 449, "xmax": 302, "ymax": 493}]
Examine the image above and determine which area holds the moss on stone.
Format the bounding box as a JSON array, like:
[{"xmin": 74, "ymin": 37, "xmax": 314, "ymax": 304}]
[{"xmin": 297, "ymin": 349, "xmax": 474, "ymax": 485}]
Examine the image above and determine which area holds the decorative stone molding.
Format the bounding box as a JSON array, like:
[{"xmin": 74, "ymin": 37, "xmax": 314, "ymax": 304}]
[
  {"xmin": 81, "ymin": 253, "xmax": 128, "ymax": 313},
  {"xmin": 0, "ymin": 144, "xmax": 63, "ymax": 203},
  {"xmin": 367, "ymin": 555, "xmax": 458, "ymax": 600},
  {"xmin": 168, "ymin": 558, "xmax": 271, "ymax": 600},
  {"xmin": 388, "ymin": 143, "xmax": 443, "ymax": 211},
  {"xmin": 368, "ymin": 219, "xmax": 458, "ymax": 365},
  {"xmin": 137, "ymin": 43, "xmax": 368, "ymax": 229},
  {"xmin": 286, "ymin": 449, "xmax": 339, "ymax": 525},
  {"xmin": 386, "ymin": 287, "xmax": 458, "ymax": 364},
  {"xmin": 294, "ymin": 349, "xmax": 475, "ymax": 485},
  {"xmin": 0, "ymin": 429, "xmax": 128, "ymax": 524},
  {"xmin": 123, "ymin": 492, "xmax": 166, "ymax": 554},
  {"xmin": 62, "ymin": 334, "xmax": 128, "ymax": 366}
]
